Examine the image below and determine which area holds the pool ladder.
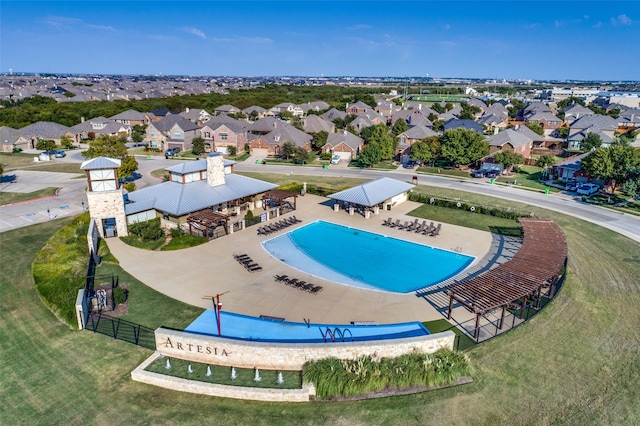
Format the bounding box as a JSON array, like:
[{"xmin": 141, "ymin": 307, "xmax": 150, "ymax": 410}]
[{"xmin": 321, "ymin": 327, "xmax": 353, "ymax": 342}]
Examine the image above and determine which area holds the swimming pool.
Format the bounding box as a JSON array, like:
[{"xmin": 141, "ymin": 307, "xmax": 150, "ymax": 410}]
[
  {"xmin": 262, "ymin": 220, "xmax": 474, "ymax": 293},
  {"xmin": 184, "ymin": 311, "xmax": 430, "ymax": 343}
]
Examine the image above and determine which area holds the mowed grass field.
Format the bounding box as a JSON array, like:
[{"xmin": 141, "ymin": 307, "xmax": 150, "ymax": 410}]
[{"xmin": 1, "ymin": 182, "xmax": 640, "ymax": 425}]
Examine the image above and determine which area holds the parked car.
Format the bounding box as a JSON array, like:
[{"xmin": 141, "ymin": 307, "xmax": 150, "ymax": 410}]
[
  {"xmin": 472, "ymin": 170, "xmax": 486, "ymax": 178},
  {"xmin": 576, "ymin": 183, "xmax": 599, "ymax": 196},
  {"xmin": 165, "ymin": 147, "xmax": 180, "ymax": 157},
  {"xmin": 565, "ymin": 180, "xmax": 578, "ymax": 192},
  {"xmin": 54, "ymin": 150, "xmax": 66, "ymax": 158},
  {"xmin": 484, "ymin": 170, "xmax": 500, "ymax": 179},
  {"xmin": 403, "ymin": 160, "xmax": 416, "ymax": 169},
  {"xmin": 330, "ymin": 155, "xmax": 341, "ymax": 165}
]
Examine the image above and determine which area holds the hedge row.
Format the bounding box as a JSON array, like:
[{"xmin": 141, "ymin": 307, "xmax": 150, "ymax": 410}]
[
  {"xmin": 278, "ymin": 183, "xmax": 349, "ymax": 197},
  {"xmin": 409, "ymin": 193, "xmax": 533, "ymax": 220}
]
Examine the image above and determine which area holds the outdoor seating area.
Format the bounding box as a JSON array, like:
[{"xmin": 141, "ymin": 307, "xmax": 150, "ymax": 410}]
[
  {"xmin": 233, "ymin": 253, "xmax": 263, "ymax": 272},
  {"xmin": 274, "ymin": 275, "xmax": 323, "ymax": 295},
  {"xmin": 256, "ymin": 216, "xmax": 302, "ymax": 236},
  {"xmin": 382, "ymin": 217, "xmax": 442, "ymax": 236}
]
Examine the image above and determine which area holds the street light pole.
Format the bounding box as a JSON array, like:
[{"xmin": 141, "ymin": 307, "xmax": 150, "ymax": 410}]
[{"xmin": 203, "ymin": 291, "xmax": 230, "ymax": 336}]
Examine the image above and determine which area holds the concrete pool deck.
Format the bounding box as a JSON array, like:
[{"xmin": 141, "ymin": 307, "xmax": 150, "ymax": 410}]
[{"xmin": 106, "ymin": 194, "xmax": 496, "ymax": 325}]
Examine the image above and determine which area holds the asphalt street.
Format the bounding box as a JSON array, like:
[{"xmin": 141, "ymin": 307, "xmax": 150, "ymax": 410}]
[{"xmin": 1, "ymin": 155, "xmax": 639, "ymax": 243}]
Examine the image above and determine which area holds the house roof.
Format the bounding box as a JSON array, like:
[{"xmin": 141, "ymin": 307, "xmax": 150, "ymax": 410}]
[
  {"xmin": 555, "ymin": 151, "xmax": 591, "ymax": 171},
  {"xmin": 443, "ymin": 118, "xmax": 483, "ymax": 134},
  {"xmin": 109, "ymin": 109, "xmax": 148, "ymax": 121},
  {"xmin": 19, "ymin": 121, "xmax": 72, "ymax": 138},
  {"xmin": 152, "ymin": 114, "xmax": 200, "ymax": 132},
  {"xmin": 324, "ymin": 131, "xmax": 364, "ymax": 151},
  {"xmin": 165, "ymin": 158, "xmax": 235, "ymax": 174},
  {"xmin": 321, "ymin": 108, "xmax": 346, "ymax": 121},
  {"xmin": 80, "ymin": 156, "xmax": 122, "ymax": 170},
  {"xmin": 488, "ymin": 129, "xmax": 532, "ymax": 148},
  {"xmin": 400, "ymin": 124, "xmax": 438, "ymax": 139},
  {"xmin": 570, "ymin": 114, "xmax": 618, "ymax": 131},
  {"xmin": 328, "ymin": 177, "xmax": 415, "ymax": 207},
  {"xmin": 242, "ymin": 105, "xmax": 267, "ymax": 115},
  {"xmin": 125, "ymin": 174, "xmax": 277, "ymax": 216},
  {"xmin": 302, "ymin": 115, "xmax": 334, "ymax": 133},
  {"xmin": 214, "ymin": 104, "xmax": 240, "ymax": 113},
  {"xmin": 0, "ymin": 126, "xmax": 24, "ymax": 144},
  {"xmin": 253, "ymin": 123, "xmax": 312, "ymax": 147}
]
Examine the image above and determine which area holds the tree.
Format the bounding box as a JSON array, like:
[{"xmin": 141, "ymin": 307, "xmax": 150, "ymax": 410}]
[
  {"xmin": 391, "ymin": 118, "xmax": 408, "ymax": 136},
  {"xmin": 537, "ymin": 154, "xmax": 556, "ymax": 168},
  {"xmin": 227, "ymin": 145, "xmax": 237, "ymax": 156},
  {"xmin": 556, "ymin": 127, "xmax": 569, "ymax": 139},
  {"xmin": 360, "ymin": 123, "xmax": 396, "ymax": 160},
  {"xmin": 431, "ymin": 103, "xmax": 444, "ymax": 114},
  {"xmin": 440, "ymin": 128, "xmax": 489, "ymax": 166},
  {"xmin": 580, "ymin": 148, "xmax": 614, "ymax": 187},
  {"xmin": 312, "ymin": 131, "xmax": 328, "ymax": 150},
  {"xmin": 493, "ymin": 151, "xmax": 525, "ymax": 174},
  {"xmin": 131, "ymin": 124, "xmax": 146, "ymax": 143},
  {"xmin": 60, "ymin": 135, "xmax": 74, "ymax": 149},
  {"xmin": 410, "ymin": 136, "xmax": 441, "ymax": 165},
  {"xmin": 432, "ymin": 119, "xmax": 444, "ymax": 132},
  {"xmin": 282, "ymin": 141, "xmax": 296, "ymax": 159},
  {"xmin": 191, "ymin": 136, "xmax": 205, "ymax": 156},
  {"xmin": 36, "ymin": 139, "xmax": 56, "ymax": 151},
  {"xmin": 83, "ymin": 134, "xmax": 138, "ymax": 178},
  {"xmin": 278, "ymin": 110, "xmax": 294, "ymax": 121},
  {"xmin": 526, "ymin": 121, "xmax": 544, "ymax": 136},
  {"xmin": 293, "ymin": 146, "xmax": 310, "ymax": 163},
  {"xmin": 0, "ymin": 162, "xmax": 4, "ymax": 178},
  {"xmin": 507, "ymin": 98, "xmax": 526, "ymax": 119},
  {"xmin": 358, "ymin": 143, "xmax": 381, "ymax": 167},
  {"xmin": 557, "ymin": 96, "xmax": 585, "ymax": 109},
  {"xmin": 581, "ymin": 132, "xmax": 602, "ymax": 151},
  {"xmin": 249, "ymin": 110, "xmax": 259, "ymax": 121},
  {"xmin": 459, "ymin": 102, "xmax": 481, "ymax": 120}
]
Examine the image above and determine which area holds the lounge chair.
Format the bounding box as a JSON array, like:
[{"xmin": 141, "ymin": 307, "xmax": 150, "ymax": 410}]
[
  {"xmin": 398, "ymin": 221, "xmax": 409, "ymax": 230},
  {"xmin": 291, "ymin": 215, "xmax": 301, "ymax": 223},
  {"xmin": 406, "ymin": 219, "xmax": 418, "ymax": 232},
  {"xmin": 234, "ymin": 254, "xmax": 251, "ymax": 261},
  {"xmin": 247, "ymin": 265, "xmax": 262, "ymax": 272},
  {"xmin": 309, "ymin": 285, "xmax": 323, "ymax": 294},
  {"xmin": 390, "ymin": 219, "xmax": 400, "ymax": 228},
  {"xmin": 274, "ymin": 275, "xmax": 288, "ymax": 282},
  {"xmin": 422, "ymin": 222, "xmax": 435, "ymax": 235},
  {"xmin": 415, "ymin": 220, "xmax": 427, "ymax": 233},
  {"xmin": 382, "ymin": 217, "xmax": 392, "ymax": 227},
  {"xmin": 430, "ymin": 223, "xmax": 442, "ymax": 237}
]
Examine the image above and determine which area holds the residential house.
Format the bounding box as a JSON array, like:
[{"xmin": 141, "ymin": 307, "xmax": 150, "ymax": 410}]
[
  {"xmin": 391, "ymin": 109, "xmax": 432, "ymax": 128},
  {"xmin": 199, "ymin": 117, "xmax": 248, "ymax": 153},
  {"xmin": 214, "ymin": 105, "xmax": 241, "ymax": 115},
  {"xmin": 567, "ymin": 115, "xmax": 618, "ymax": 149},
  {"xmin": 375, "ymin": 100, "xmax": 400, "ymax": 120},
  {"xmin": 396, "ymin": 125, "xmax": 438, "ymax": 156},
  {"xmin": 563, "ymin": 104, "xmax": 593, "ymax": 124},
  {"xmin": 350, "ymin": 111, "xmax": 386, "ymax": 133},
  {"xmin": 467, "ymin": 98, "xmax": 488, "ymax": 113},
  {"xmin": 71, "ymin": 117, "xmax": 131, "ymax": 142},
  {"xmin": 109, "ymin": 109, "xmax": 151, "ymax": 126},
  {"xmin": 616, "ymin": 108, "xmax": 640, "ymax": 133},
  {"xmin": 19, "ymin": 121, "xmax": 75, "ymax": 147},
  {"xmin": 145, "ymin": 115, "xmax": 200, "ymax": 152},
  {"xmin": 298, "ymin": 101, "xmax": 330, "ymax": 115},
  {"xmin": 149, "ymin": 108, "xmax": 173, "ymax": 122},
  {"xmin": 550, "ymin": 151, "xmax": 592, "ymax": 182},
  {"xmin": 180, "ymin": 108, "xmax": 212, "ymax": 125},
  {"xmin": 302, "ymin": 115, "xmax": 335, "ymax": 134},
  {"xmin": 345, "ymin": 101, "xmax": 371, "ymax": 115},
  {"xmin": 242, "ymin": 105, "xmax": 268, "ymax": 120},
  {"xmin": 0, "ymin": 126, "xmax": 30, "ymax": 152},
  {"xmin": 248, "ymin": 121, "xmax": 312, "ymax": 157},
  {"xmin": 443, "ymin": 118, "xmax": 484, "ymax": 135},
  {"xmin": 524, "ymin": 109, "xmax": 562, "ymax": 136},
  {"xmin": 321, "ymin": 131, "xmax": 364, "ymax": 160},
  {"xmin": 271, "ymin": 103, "xmax": 303, "ymax": 117},
  {"xmin": 514, "ymin": 125, "xmax": 565, "ymax": 151},
  {"xmin": 487, "ymin": 129, "xmax": 533, "ymax": 159},
  {"xmin": 321, "ymin": 108, "xmax": 346, "ymax": 122}
]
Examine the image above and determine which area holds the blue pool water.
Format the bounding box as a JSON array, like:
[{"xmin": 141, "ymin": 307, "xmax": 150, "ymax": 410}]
[
  {"xmin": 184, "ymin": 311, "xmax": 429, "ymax": 343},
  {"xmin": 262, "ymin": 220, "xmax": 474, "ymax": 293}
]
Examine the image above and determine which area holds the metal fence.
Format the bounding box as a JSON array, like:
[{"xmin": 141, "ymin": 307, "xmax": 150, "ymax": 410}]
[{"xmin": 86, "ymin": 312, "xmax": 156, "ymax": 349}]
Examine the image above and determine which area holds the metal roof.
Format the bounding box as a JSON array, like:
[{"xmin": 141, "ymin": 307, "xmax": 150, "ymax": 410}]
[
  {"xmin": 328, "ymin": 177, "xmax": 415, "ymax": 207},
  {"xmin": 80, "ymin": 156, "xmax": 121, "ymax": 170},
  {"xmin": 165, "ymin": 158, "xmax": 236, "ymax": 174},
  {"xmin": 126, "ymin": 174, "xmax": 277, "ymax": 216}
]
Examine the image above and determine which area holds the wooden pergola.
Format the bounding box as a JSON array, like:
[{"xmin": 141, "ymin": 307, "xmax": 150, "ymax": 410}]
[
  {"xmin": 445, "ymin": 218, "xmax": 567, "ymax": 340},
  {"xmin": 262, "ymin": 189, "xmax": 297, "ymax": 213},
  {"xmin": 186, "ymin": 209, "xmax": 229, "ymax": 240}
]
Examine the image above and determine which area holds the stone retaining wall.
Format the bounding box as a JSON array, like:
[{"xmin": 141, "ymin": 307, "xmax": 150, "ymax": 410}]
[{"xmin": 155, "ymin": 328, "xmax": 455, "ymax": 370}]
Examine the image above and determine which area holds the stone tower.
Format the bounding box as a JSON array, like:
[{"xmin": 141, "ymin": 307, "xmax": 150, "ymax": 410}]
[{"xmin": 80, "ymin": 156, "xmax": 128, "ymax": 237}]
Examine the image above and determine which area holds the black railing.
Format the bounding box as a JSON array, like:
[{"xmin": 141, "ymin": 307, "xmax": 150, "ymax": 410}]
[{"xmin": 86, "ymin": 312, "xmax": 156, "ymax": 349}]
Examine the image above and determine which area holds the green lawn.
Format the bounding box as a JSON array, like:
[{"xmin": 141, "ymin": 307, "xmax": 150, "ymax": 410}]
[
  {"xmin": 2, "ymin": 181, "xmax": 640, "ymax": 424},
  {"xmin": 416, "ymin": 166, "xmax": 472, "ymax": 178},
  {"xmin": 495, "ymin": 165, "xmax": 559, "ymax": 192},
  {"xmin": 0, "ymin": 187, "xmax": 59, "ymax": 205}
]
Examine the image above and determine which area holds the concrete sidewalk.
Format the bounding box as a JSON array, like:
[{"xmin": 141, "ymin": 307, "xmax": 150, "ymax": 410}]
[{"xmin": 106, "ymin": 194, "xmax": 491, "ymax": 325}]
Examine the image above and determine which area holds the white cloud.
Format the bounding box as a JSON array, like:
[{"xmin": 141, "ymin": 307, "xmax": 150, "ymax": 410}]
[
  {"xmin": 524, "ymin": 23, "xmax": 540, "ymax": 30},
  {"xmin": 592, "ymin": 22, "xmax": 602, "ymax": 29},
  {"xmin": 42, "ymin": 16, "xmax": 82, "ymax": 30},
  {"xmin": 86, "ymin": 24, "xmax": 117, "ymax": 33},
  {"xmin": 611, "ymin": 14, "xmax": 632, "ymax": 26},
  {"xmin": 185, "ymin": 27, "xmax": 207, "ymax": 39}
]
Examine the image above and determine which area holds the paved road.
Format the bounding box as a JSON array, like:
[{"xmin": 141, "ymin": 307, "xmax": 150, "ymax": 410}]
[{"xmin": 2, "ymin": 156, "xmax": 639, "ymax": 243}]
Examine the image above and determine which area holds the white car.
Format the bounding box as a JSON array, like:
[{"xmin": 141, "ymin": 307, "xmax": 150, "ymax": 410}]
[
  {"xmin": 330, "ymin": 155, "xmax": 341, "ymax": 165},
  {"xmin": 576, "ymin": 183, "xmax": 599, "ymax": 196}
]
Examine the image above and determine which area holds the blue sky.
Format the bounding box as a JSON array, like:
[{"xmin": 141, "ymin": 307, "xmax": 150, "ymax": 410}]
[{"xmin": 1, "ymin": 1, "xmax": 639, "ymax": 80}]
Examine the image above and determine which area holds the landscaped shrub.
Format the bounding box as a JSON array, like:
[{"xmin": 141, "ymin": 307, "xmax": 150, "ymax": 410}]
[
  {"xmin": 128, "ymin": 218, "xmax": 163, "ymax": 241},
  {"xmin": 33, "ymin": 213, "xmax": 91, "ymax": 326},
  {"xmin": 303, "ymin": 349, "xmax": 472, "ymax": 398},
  {"xmin": 113, "ymin": 286, "xmax": 128, "ymax": 304}
]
